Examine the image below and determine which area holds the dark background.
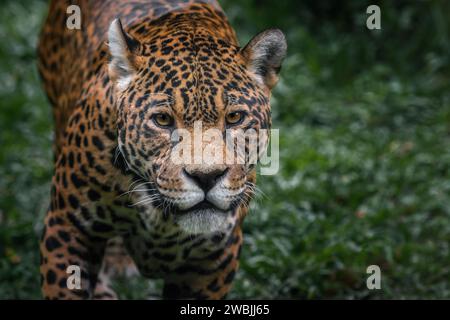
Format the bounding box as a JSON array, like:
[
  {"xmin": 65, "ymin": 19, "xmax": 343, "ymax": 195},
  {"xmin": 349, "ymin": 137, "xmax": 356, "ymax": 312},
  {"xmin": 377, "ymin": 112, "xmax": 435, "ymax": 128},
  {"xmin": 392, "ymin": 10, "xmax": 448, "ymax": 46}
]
[{"xmin": 0, "ymin": 0, "xmax": 449, "ymax": 298}]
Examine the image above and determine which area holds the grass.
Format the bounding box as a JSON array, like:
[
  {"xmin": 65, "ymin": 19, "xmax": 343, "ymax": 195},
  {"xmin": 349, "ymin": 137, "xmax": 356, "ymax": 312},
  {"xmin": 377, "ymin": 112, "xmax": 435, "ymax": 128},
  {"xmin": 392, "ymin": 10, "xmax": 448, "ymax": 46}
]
[{"xmin": 0, "ymin": 0, "xmax": 449, "ymax": 299}]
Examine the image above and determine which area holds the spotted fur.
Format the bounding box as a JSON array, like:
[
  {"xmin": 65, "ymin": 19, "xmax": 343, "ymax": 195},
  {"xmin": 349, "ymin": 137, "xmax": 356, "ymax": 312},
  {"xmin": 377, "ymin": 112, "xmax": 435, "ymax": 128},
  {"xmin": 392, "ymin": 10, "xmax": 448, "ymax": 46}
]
[{"xmin": 38, "ymin": 0, "xmax": 286, "ymax": 299}]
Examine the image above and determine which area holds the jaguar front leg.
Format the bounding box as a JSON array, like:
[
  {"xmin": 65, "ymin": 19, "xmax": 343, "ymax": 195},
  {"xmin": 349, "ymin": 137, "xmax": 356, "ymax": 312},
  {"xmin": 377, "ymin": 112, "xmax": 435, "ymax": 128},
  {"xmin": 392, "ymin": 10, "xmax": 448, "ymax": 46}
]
[
  {"xmin": 40, "ymin": 209, "xmax": 106, "ymax": 299},
  {"xmin": 163, "ymin": 227, "xmax": 243, "ymax": 300}
]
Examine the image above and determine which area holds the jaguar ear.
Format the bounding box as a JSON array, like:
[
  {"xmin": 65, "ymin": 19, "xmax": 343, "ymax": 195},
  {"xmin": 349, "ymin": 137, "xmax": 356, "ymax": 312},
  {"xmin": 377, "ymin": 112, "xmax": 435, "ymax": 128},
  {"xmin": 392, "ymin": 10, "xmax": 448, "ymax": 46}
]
[
  {"xmin": 241, "ymin": 29, "xmax": 287, "ymax": 89},
  {"xmin": 107, "ymin": 18, "xmax": 141, "ymax": 91}
]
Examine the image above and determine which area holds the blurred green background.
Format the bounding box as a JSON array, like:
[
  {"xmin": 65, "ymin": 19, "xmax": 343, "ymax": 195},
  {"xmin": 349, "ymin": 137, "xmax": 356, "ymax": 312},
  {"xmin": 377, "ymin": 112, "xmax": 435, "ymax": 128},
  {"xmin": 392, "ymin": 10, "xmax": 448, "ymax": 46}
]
[{"xmin": 0, "ymin": 0, "xmax": 449, "ymax": 299}]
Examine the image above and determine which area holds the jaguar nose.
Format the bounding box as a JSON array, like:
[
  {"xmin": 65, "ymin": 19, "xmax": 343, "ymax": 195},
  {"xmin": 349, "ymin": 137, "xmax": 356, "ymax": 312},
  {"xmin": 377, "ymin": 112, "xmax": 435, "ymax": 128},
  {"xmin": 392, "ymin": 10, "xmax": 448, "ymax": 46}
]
[{"xmin": 183, "ymin": 167, "xmax": 228, "ymax": 193}]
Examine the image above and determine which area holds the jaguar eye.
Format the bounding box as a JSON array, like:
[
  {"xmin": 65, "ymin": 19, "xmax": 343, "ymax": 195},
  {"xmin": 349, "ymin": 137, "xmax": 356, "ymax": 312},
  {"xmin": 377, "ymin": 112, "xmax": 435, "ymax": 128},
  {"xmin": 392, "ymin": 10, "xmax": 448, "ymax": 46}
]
[
  {"xmin": 226, "ymin": 111, "xmax": 245, "ymax": 126},
  {"xmin": 152, "ymin": 113, "xmax": 174, "ymax": 127}
]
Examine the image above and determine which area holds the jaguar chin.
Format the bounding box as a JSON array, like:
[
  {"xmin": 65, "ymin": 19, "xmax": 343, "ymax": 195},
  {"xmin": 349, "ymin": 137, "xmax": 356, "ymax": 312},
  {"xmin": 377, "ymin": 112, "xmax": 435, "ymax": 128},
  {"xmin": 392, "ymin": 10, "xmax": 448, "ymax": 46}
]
[{"xmin": 175, "ymin": 204, "xmax": 231, "ymax": 235}]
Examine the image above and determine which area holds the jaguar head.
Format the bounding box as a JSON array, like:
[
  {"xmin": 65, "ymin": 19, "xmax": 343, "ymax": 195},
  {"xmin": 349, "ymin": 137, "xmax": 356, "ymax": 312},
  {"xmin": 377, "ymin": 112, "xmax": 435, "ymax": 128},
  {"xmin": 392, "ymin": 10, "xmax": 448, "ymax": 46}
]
[{"xmin": 107, "ymin": 17, "xmax": 286, "ymax": 234}]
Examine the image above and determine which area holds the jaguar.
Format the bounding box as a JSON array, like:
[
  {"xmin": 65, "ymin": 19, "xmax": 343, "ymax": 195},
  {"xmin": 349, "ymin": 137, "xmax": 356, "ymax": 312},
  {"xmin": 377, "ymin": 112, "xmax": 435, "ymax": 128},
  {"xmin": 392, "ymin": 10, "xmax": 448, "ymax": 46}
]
[{"xmin": 38, "ymin": 0, "xmax": 286, "ymax": 299}]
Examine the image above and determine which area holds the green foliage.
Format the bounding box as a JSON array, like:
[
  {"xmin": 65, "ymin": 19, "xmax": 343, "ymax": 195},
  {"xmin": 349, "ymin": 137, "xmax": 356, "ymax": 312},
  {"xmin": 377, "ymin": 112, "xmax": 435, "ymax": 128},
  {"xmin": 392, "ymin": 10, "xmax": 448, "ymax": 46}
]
[
  {"xmin": 0, "ymin": 0, "xmax": 449, "ymax": 299},
  {"xmin": 0, "ymin": 0, "xmax": 51, "ymax": 298}
]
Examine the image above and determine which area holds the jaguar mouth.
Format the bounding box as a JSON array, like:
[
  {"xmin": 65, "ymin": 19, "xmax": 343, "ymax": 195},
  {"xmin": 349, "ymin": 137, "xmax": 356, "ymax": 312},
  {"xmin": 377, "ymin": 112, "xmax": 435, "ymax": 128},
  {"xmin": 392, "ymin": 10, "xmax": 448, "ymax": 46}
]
[
  {"xmin": 177, "ymin": 200, "xmax": 226, "ymax": 215},
  {"xmin": 174, "ymin": 201, "xmax": 230, "ymax": 234}
]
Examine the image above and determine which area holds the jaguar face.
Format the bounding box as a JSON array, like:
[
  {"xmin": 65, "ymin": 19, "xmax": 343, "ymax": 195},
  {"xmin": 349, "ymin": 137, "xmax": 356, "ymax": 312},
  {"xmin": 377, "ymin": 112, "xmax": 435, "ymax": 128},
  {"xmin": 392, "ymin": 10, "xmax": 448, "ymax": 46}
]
[{"xmin": 108, "ymin": 17, "xmax": 286, "ymax": 234}]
